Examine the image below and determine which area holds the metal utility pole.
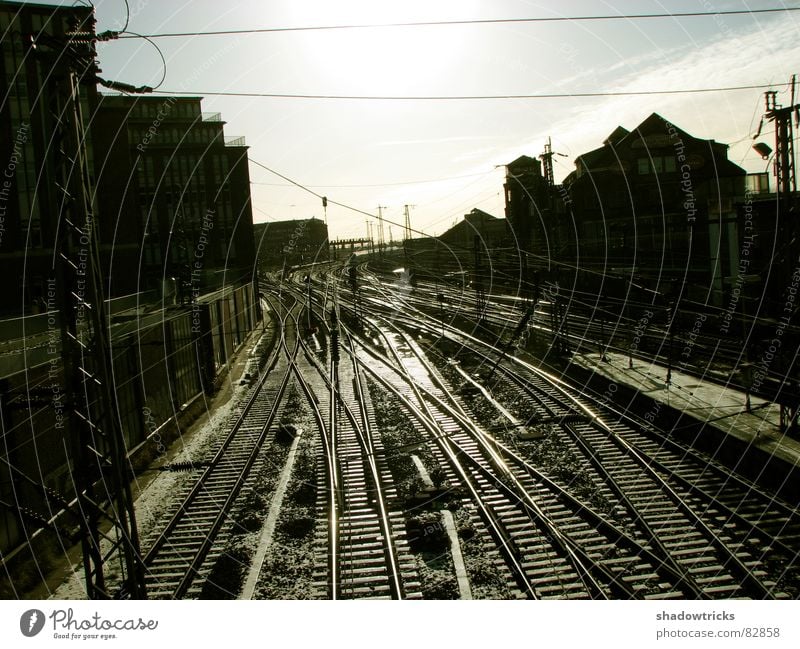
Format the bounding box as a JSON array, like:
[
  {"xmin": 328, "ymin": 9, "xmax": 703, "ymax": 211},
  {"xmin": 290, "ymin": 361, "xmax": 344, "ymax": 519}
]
[
  {"xmin": 306, "ymin": 274, "xmax": 313, "ymax": 332},
  {"xmin": 539, "ymin": 137, "xmax": 556, "ymax": 188},
  {"xmin": 665, "ymin": 301, "xmax": 675, "ymax": 387},
  {"xmin": 376, "ymin": 205, "xmax": 387, "ymax": 258},
  {"xmin": 473, "ymin": 235, "xmax": 486, "ymax": 321},
  {"xmin": 403, "ymin": 204, "xmax": 414, "ymax": 241},
  {"xmin": 322, "ymin": 196, "xmax": 329, "ymax": 259},
  {"xmin": 599, "ymin": 304, "xmax": 608, "ymax": 362},
  {"xmin": 764, "ymin": 81, "xmax": 799, "ymax": 200},
  {"xmin": 539, "ymin": 137, "xmax": 567, "ymax": 258},
  {"xmin": 627, "ymin": 301, "xmax": 634, "ymax": 369},
  {"xmin": 484, "ymin": 303, "xmax": 536, "ymax": 382},
  {"xmin": 32, "ymin": 18, "xmax": 147, "ymax": 598},
  {"xmin": 552, "ymin": 292, "xmax": 570, "ymax": 355}
]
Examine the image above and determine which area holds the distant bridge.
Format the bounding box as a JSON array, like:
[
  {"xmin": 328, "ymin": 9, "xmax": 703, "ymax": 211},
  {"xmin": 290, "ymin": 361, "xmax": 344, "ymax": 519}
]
[{"xmin": 329, "ymin": 238, "xmax": 373, "ymax": 251}]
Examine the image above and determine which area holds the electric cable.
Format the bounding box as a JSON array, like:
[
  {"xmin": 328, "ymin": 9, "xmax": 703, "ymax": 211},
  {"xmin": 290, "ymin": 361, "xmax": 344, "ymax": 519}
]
[
  {"xmin": 113, "ymin": 30, "xmax": 167, "ymax": 90},
  {"xmin": 151, "ymin": 82, "xmax": 783, "ymax": 102},
  {"xmin": 250, "ymin": 169, "xmax": 495, "ymax": 189},
  {"xmin": 116, "ymin": 7, "xmax": 800, "ymax": 40}
]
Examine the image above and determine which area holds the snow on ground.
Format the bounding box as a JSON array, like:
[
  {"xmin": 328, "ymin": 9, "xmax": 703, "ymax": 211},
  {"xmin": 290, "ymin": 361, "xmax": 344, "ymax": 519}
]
[{"xmin": 50, "ymin": 324, "xmax": 273, "ymax": 599}]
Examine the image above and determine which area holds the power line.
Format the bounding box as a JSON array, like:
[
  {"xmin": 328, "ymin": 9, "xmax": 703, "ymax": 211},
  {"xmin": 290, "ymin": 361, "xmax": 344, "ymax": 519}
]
[
  {"xmin": 152, "ymin": 82, "xmax": 783, "ymax": 102},
  {"xmin": 116, "ymin": 7, "xmax": 800, "ymax": 39},
  {"xmin": 249, "ymin": 157, "xmax": 460, "ymax": 242},
  {"xmin": 120, "ymin": 30, "xmax": 167, "ymax": 89},
  {"xmin": 250, "ymin": 169, "xmax": 496, "ymax": 189},
  {"xmin": 120, "ymin": 0, "xmax": 130, "ymax": 33}
]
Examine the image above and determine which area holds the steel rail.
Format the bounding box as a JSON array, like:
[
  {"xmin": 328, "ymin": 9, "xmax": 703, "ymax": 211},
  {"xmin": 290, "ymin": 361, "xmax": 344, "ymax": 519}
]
[
  {"xmin": 374, "ymin": 324, "xmax": 611, "ymax": 598},
  {"xmin": 382, "ymin": 303, "xmax": 797, "ymax": 525},
  {"xmin": 363, "ymin": 322, "xmax": 690, "ymax": 598},
  {"xmin": 290, "ymin": 357, "xmax": 339, "ymax": 600},
  {"xmin": 295, "ymin": 310, "xmax": 405, "ymax": 599},
  {"xmin": 346, "ymin": 332, "xmax": 405, "ymax": 599},
  {"xmin": 376, "ymin": 323, "xmax": 708, "ymax": 599},
  {"xmin": 141, "ymin": 294, "xmax": 299, "ymax": 597},
  {"xmin": 380, "ymin": 310, "xmax": 776, "ymax": 598}
]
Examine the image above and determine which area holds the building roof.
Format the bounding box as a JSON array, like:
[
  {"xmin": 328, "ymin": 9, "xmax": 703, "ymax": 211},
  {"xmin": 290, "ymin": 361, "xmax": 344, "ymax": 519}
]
[
  {"xmin": 439, "ymin": 209, "xmax": 505, "ymax": 246},
  {"xmin": 574, "ymin": 144, "xmax": 607, "ymax": 168},
  {"xmin": 507, "ymin": 155, "xmax": 538, "ymax": 167},
  {"xmin": 603, "ymin": 126, "xmax": 630, "ymax": 145},
  {"xmin": 574, "ymin": 112, "xmax": 745, "ymax": 177},
  {"xmin": 464, "ymin": 208, "xmax": 501, "ymax": 224},
  {"xmin": 254, "ymin": 217, "xmax": 325, "ymax": 229}
]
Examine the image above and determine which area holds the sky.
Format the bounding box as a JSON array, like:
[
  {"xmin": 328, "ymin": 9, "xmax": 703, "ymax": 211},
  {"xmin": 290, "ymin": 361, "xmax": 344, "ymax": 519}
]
[{"xmin": 22, "ymin": 0, "xmax": 800, "ymax": 239}]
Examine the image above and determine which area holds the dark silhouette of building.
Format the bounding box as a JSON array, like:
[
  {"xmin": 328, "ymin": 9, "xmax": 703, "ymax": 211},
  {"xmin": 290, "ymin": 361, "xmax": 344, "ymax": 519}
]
[
  {"xmin": 503, "ymin": 155, "xmax": 550, "ymax": 255},
  {"xmin": 91, "ymin": 95, "xmax": 256, "ymax": 301},
  {"xmin": 0, "ymin": 1, "xmax": 98, "ymax": 315},
  {"xmin": 438, "ymin": 208, "xmax": 507, "ymax": 250},
  {"xmin": 562, "ymin": 113, "xmax": 746, "ymax": 304},
  {"xmin": 0, "ymin": 3, "xmax": 263, "ymax": 583},
  {"xmin": 731, "ymin": 183, "xmax": 798, "ymax": 319},
  {"xmin": 254, "ymin": 217, "xmax": 329, "ymax": 268}
]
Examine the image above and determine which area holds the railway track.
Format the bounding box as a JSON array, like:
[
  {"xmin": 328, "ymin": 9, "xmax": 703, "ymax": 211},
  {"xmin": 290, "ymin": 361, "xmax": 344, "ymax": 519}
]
[
  {"xmin": 293, "ymin": 305, "xmax": 419, "ymax": 599},
  {"xmin": 340, "ymin": 318, "xmax": 701, "ymax": 598},
  {"xmin": 138, "ymin": 295, "xmax": 299, "ymax": 598},
  {"xmin": 386, "ymin": 309, "xmax": 799, "ymax": 598},
  {"xmin": 142, "ymin": 266, "xmax": 796, "ymax": 600},
  {"xmin": 354, "ymin": 270, "xmax": 780, "ymax": 399},
  {"xmin": 321, "ymin": 268, "xmax": 799, "ymax": 598},
  {"xmin": 467, "ymin": 348, "xmax": 800, "ymax": 598}
]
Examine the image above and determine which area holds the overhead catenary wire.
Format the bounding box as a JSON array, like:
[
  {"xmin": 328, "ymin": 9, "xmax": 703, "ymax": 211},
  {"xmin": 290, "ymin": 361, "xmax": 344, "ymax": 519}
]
[
  {"xmin": 151, "ymin": 82, "xmax": 784, "ymax": 102},
  {"xmin": 248, "ymin": 158, "xmax": 495, "ymax": 248},
  {"xmin": 250, "ymin": 169, "xmax": 495, "ymax": 189},
  {"xmin": 103, "ymin": 29, "xmax": 168, "ymax": 90},
  {"xmin": 120, "ymin": 0, "xmax": 130, "ymax": 34},
  {"xmin": 250, "ymin": 158, "xmax": 411, "ymax": 234},
  {"xmin": 116, "ymin": 7, "xmax": 800, "ymax": 39}
]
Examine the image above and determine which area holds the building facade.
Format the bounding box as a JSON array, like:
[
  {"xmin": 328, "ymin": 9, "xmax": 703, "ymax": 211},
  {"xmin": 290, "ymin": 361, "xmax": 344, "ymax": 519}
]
[
  {"xmin": 562, "ymin": 113, "xmax": 747, "ymax": 304},
  {"xmin": 503, "ymin": 155, "xmax": 551, "ymax": 256},
  {"xmin": 437, "ymin": 208, "xmax": 507, "ymax": 251},
  {"xmin": 254, "ymin": 217, "xmax": 329, "ymax": 268},
  {"xmin": 0, "ymin": 1, "xmax": 98, "ymax": 314},
  {"xmin": 0, "ymin": 3, "xmax": 263, "ymax": 588},
  {"xmin": 91, "ymin": 95, "xmax": 256, "ymax": 301}
]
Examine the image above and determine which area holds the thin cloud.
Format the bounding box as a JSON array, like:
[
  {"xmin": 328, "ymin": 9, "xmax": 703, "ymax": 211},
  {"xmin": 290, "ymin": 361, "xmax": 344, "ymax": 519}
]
[{"xmin": 374, "ymin": 135, "xmax": 508, "ymax": 147}]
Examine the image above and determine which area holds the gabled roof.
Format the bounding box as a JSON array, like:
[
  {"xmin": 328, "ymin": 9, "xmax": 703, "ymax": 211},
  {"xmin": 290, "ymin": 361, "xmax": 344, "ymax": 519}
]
[
  {"xmin": 439, "ymin": 209, "xmax": 504, "ymax": 243},
  {"xmin": 573, "ymin": 112, "xmax": 745, "ymax": 176},
  {"xmin": 575, "ymin": 145, "xmax": 607, "ymax": 168},
  {"xmin": 506, "ymin": 155, "xmax": 538, "ymax": 167},
  {"xmin": 603, "ymin": 126, "xmax": 629, "ymax": 145},
  {"xmin": 629, "ymin": 112, "xmax": 691, "ymax": 142},
  {"xmin": 464, "ymin": 208, "xmax": 500, "ymax": 223}
]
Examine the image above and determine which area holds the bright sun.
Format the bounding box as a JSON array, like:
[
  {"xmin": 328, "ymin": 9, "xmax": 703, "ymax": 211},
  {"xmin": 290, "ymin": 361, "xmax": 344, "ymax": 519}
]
[{"xmin": 287, "ymin": 0, "xmax": 474, "ymax": 95}]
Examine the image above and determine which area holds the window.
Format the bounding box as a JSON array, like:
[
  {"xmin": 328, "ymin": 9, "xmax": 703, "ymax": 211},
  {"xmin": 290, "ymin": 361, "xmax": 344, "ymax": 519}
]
[{"xmin": 637, "ymin": 156, "xmax": 676, "ymax": 174}]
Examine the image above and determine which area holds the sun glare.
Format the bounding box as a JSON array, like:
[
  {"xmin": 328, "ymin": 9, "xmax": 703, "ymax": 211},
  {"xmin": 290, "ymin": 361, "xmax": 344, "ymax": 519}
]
[{"xmin": 287, "ymin": 1, "xmax": 475, "ymax": 94}]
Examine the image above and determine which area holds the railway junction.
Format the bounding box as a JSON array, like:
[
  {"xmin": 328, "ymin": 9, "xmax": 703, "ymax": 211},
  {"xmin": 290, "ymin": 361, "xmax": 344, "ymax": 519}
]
[{"xmin": 34, "ymin": 258, "xmax": 800, "ymax": 600}]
